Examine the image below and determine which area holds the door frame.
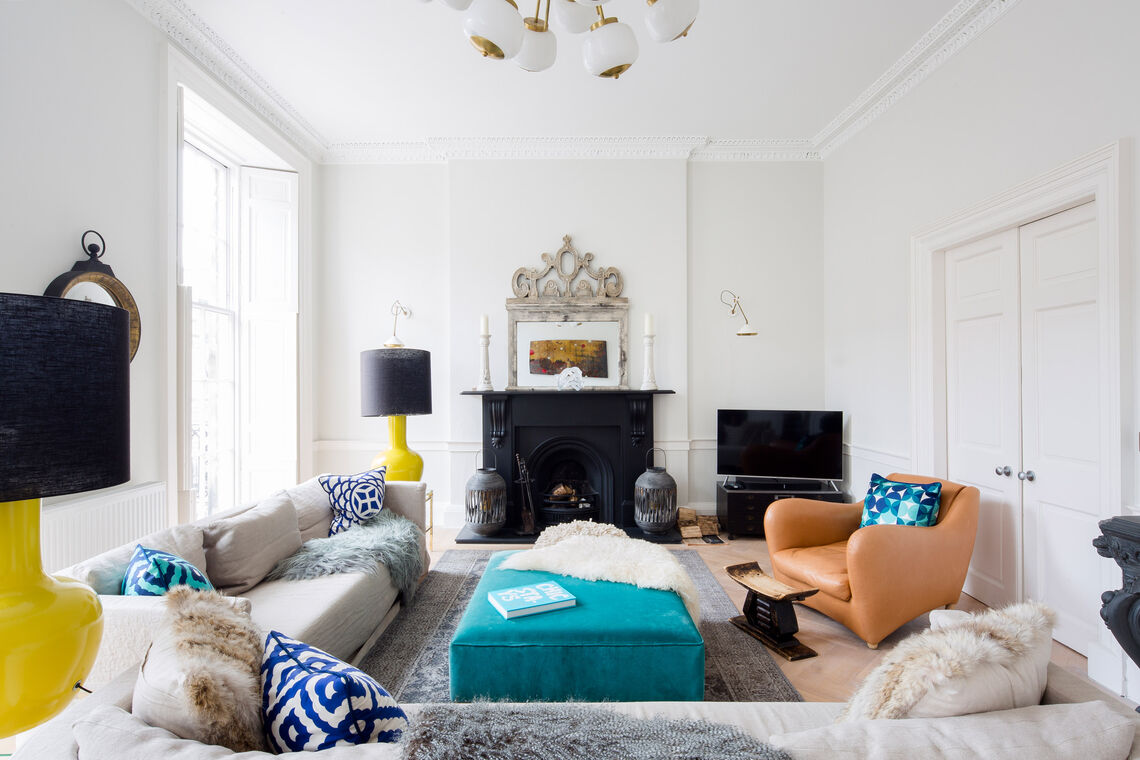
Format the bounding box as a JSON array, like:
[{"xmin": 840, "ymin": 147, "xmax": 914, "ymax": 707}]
[{"xmin": 909, "ymin": 141, "xmax": 1126, "ymax": 692}]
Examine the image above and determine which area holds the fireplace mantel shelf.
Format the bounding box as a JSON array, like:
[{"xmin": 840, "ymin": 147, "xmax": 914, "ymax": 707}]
[{"xmin": 461, "ymin": 389, "xmax": 675, "ymax": 396}]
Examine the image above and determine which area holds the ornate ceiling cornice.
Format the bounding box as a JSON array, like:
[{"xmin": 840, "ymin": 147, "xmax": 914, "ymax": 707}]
[
  {"xmin": 125, "ymin": 0, "xmax": 1018, "ymax": 164},
  {"xmin": 123, "ymin": 0, "xmax": 327, "ymax": 160},
  {"xmin": 813, "ymin": 0, "xmax": 1021, "ymax": 157}
]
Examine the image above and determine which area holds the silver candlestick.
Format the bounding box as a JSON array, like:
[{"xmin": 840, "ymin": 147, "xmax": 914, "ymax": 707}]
[
  {"xmin": 476, "ymin": 332, "xmax": 493, "ymax": 391},
  {"xmin": 640, "ymin": 333, "xmax": 658, "ymax": 391}
]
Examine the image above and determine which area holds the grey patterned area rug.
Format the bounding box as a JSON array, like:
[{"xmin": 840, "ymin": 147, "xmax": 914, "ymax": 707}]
[{"xmin": 358, "ymin": 549, "xmax": 802, "ymax": 703}]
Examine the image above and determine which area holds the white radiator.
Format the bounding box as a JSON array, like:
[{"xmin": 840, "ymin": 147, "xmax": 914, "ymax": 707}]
[{"xmin": 40, "ymin": 481, "xmax": 168, "ymax": 572}]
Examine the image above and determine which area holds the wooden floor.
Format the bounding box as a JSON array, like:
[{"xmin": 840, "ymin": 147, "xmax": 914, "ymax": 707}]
[{"xmin": 431, "ymin": 527, "xmax": 1090, "ymax": 703}]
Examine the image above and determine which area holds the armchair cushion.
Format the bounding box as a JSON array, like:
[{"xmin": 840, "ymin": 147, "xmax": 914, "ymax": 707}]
[
  {"xmin": 772, "ymin": 542, "xmax": 851, "ymax": 601},
  {"xmin": 859, "ymin": 474, "xmax": 941, "ymax": 528}
]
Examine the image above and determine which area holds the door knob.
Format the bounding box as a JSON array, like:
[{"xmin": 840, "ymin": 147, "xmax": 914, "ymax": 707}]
[
  {"xmin": 1017, "ymin": 470, "xmax": 1036, "ymax": 482},
  {"xmin": 994, "ymin": 465, "xmax": 1011, "ymax": 476}
]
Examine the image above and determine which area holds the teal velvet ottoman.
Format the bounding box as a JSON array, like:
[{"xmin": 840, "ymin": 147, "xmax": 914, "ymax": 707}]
[{"xmin": 449, "ymin": 550, "xmax": 704, "ymax": 702}]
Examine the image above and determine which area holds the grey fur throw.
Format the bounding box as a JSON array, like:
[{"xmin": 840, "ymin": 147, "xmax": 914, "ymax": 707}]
[
  {"xmin": 265, "ymin": 509, "xmax": 424, "ymax": 602},
  {"xmin": 400, "ymin": 703, "xmax": 792, "ymax": 760}
]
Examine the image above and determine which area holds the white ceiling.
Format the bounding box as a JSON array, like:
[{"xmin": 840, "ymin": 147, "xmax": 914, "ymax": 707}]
[{"xmin": 180, "ymin": 0, "xmax": 967, "ymax": 150}]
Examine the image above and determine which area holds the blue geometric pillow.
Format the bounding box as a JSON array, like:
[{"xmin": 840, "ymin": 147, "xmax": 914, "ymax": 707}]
[
  {"xmin": 261, "ymin": 631, "xmax": 407, "ymax": 752},
  {"xmin": 860, "ymin": 473, "xmax": 942, "ymax": 528},
  {"xmin": 121, "ymin": 545, "xmax": 213, "ymax": 596},
  {"xmin": 321, "ymin": 467, "xmax": 386, "ymax": 536}
]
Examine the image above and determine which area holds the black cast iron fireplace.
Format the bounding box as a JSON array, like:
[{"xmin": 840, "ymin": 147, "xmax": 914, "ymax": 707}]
[{"xmin": 459, "ymin": 389, "xmax": 674, "ymax": 543}]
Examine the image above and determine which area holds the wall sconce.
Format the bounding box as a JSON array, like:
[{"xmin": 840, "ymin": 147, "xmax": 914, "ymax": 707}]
[
  {"xmin": 385, "ymin": 300, "xmax": 410, "ymax": 348},
  {"xmin": 720, "ymin": 290, "xmax": 757, "ymax": 336}
]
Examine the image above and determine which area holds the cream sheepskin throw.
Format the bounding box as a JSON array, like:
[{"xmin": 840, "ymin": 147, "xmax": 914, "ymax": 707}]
[
  {"xmin": 500, "ymin": 533, "xmax": 700, "ymax": 622},
  {"xmin": 534, "ymin": 519, "xmax": 628, "ymax": 548},
  {"xmin": 841, "ymin": 601, "xmax": 1056, "ymax": 721},
  {"xmin": 132, "ymin": 587, "xmax": 266, "ymax": 752}
]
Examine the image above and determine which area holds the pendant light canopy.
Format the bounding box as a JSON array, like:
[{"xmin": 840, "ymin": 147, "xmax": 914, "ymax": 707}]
[{"xmin": 430, "ymin": 0, "xmax": 695, "ymax": 78}]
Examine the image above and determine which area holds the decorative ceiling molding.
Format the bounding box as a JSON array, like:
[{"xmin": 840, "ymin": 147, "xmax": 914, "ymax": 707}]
[
  {"xmin": 813, "ymin": 0, "xmax": 1021, "ymax": 157},
  {"xmin": 123, "ymin": 0, "xmax": 328, "ymax": 161},
  {"xmin": 429, "ymin": 136, "xmax": 709, "ymax": 161},
  {"xmin": 691, "ymin": 139, "xmax": 820, "ymax": 162},
  {"xmin": 124, "ymin": 0, "xmax": 1018, "ymax": 165}
]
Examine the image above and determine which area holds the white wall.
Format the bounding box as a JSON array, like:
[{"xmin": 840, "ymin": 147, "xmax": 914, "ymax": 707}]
[
  {"xmin": 0, "ymin": 0, "xmax": 166, "ymax": 486},
  {"xmin": 314, "ymin": 158, "xmax": 826, "ymax": 522},
  {"xmin": 821, "ymin": 0, "xmax": 1140, "ymax": 693}
]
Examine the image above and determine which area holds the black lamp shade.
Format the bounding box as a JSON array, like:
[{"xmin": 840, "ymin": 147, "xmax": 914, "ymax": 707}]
[
  {"xmin": 0, "ymin": 293, "xmax": 131, "ymax": 500},
  {"xmin": 361, "ymin": 348, "xmax": 432, "ymax": 417}
]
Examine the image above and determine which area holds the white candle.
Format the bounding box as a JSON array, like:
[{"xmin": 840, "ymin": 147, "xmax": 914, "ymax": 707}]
[
  {"xmin": 480, "ymin": 313, "xmax": 489, "ymax": 336},
  {"xmin": 644, "ymin": 313, "xmax": 654, "ymax": 335}
]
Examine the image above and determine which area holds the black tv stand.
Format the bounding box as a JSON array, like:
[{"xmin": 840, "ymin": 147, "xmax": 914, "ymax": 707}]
[{"xmin": 717, "ymin": 479, "xmax": 848, "ymax": 539}]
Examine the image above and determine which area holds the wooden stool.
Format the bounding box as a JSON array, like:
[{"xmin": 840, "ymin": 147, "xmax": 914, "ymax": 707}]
[{"xmin": 725, "ymin": 562, "xmax": 818, "ymax": 661}]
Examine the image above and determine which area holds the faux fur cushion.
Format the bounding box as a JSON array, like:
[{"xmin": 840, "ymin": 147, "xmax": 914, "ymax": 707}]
[
  {"xmin": 841, "ymin": 602, "xmax": 1056, "ymax": 721},
  {"xmin": 500, "ymin": 534, "xmax": 700, "ymax": 622},
  {"xmin": 132, "ymin": 586, "xmax": 267, "ymax": 752},
  {"xmin": 534, "ymin": 519, "xmax": 629, "ymax": 548}
]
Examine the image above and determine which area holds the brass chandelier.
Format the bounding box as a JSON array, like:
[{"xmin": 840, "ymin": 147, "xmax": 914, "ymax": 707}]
[{"xmin": 427, "ymin": 0, "xmax": 699, "ymax": 79}]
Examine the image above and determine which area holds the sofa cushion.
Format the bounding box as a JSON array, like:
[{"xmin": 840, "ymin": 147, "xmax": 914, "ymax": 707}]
[
  {"xmin": 321, "ymin": 467, "xmax": 386, "ymax": 535},
  {"xmin": 770, "ymin": 702, "xmax": 1135, "ymax": 759},
  {"xmin": 286, "ymin": 476, "xmax": 334, "ymax": 542},
  {"xmin": 242, "ymin": 565, "xmax": 399, "ymax": 662},
  {"xmin": 203, "ymin": 491, "xmax": 302, "ymax": 595},
  {"xmin": 261, "ymin": 631, "xmax": 408, "ymax": 752},
  {"xmin": 771, "ymin": 542, "xmax": 851, "ymax": 601},
  {"xmin": 132, "ymin": 587, "xmax": 266, "ymax": 752},
  {"xmin": 859, "ymin": 473, "xmax": 941, "ymax": 528},
  {"xmin": 843, "ymin": 602, "xmax": 1056, "ymax": 720},
  {"xmin": 60, "ymin": 524, "xmax": 208, "ymax": 595},
  {"xmin": 122, "ymin": 545, "xmax": 213, "ymax": 596}
]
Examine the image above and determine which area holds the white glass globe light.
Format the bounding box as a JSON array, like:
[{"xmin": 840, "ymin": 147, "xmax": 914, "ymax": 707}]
[
  {"xmin": 645, "ymin": 0, "xmax": 698, "ymax": 42},
  {"xmin": 463, "ymin": 0, "xmax": 524, "ymax": 59},
  {"xmin": 439, "ymin": 0, "xmax": 473, "ymax": 9},
  {"xmin": 515, "ymin": 19, "xmax": 557, "ymax": 72},
  {"xmin": 550, "ymin": 0, "xmax": 595, "ymax": 34},
  {"xmin": 582, "ymin": 18, "xmax": 638, "ymax": 78}
]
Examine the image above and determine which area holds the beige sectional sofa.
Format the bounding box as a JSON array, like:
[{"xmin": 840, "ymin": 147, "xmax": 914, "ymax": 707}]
[
  {"xmin": 14, "ymin": 662, "xmax": 1140, "ymax": 759},
  {"xmin": 55, "ymin": 479, "xmax": 430, "ymax": 690}
]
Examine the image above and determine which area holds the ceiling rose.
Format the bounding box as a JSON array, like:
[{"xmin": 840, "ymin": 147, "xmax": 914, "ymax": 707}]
[{"xmin": 426, "ymin": 0, "xmax": 698, "ymax": 79}]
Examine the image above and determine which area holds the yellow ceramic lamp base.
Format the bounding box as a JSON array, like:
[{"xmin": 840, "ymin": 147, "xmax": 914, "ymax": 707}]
[
  {"xmin": 371, "ymin": 415, "xmax": 424, "ymax": 481},
  {"xmin": 0, "ymin": 499, "xmax": 103, "ymax": 738}
]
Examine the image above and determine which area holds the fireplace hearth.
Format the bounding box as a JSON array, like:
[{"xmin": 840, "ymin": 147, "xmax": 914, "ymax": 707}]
[{"xmin": 459, "ymin": 389, "xmax": 675, "ymax": 543}]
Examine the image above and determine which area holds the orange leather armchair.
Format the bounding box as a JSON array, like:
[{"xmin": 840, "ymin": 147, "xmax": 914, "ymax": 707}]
[{"xmin": 763, "ymin": 473, "xmax": 979, "ymax": 648}]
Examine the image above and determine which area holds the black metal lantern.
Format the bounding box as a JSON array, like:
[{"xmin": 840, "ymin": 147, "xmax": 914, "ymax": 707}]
[
  {"xmin": 634, "ymin": 447, "xmax": 678, "ymax": 534},
  {"xmin": 465, "ymin": 452, "xmax": 507, "ymax": 536}
]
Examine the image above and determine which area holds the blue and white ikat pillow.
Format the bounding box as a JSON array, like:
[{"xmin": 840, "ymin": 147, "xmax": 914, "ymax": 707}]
[
  {"xmin": 860, "ymin": 473, "xmax": 942, "ymax": 529},
  {"xmin": 121, "ymin": 545, "xmax": 213, "ymax": 596},
  {"xmin": 261, "ymin": 631, "xmax": 408, "ymax": 752},
  {"xmin": 320, "ymin": 467, "xmax": 386, "ymax": 536}
]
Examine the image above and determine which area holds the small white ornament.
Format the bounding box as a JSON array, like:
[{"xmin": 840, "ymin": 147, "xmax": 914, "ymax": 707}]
[{"xmin": 557, "ymin": 366, "xmax": 584, "ymax": 391}]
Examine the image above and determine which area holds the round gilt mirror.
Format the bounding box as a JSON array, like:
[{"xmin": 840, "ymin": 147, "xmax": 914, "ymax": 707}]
[{"xmin": 44, "ymin": 230, "xmax": 141, "ymax": 361}]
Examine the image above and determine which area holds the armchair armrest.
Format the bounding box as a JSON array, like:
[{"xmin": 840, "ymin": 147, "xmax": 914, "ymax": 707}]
[
  {"xmin": 764, "ymin": 498, "xmax": 863, "ymax": 554},
  {"xmin": 847, "ymin": 516, "xmax": 977, "ymax": 608}
]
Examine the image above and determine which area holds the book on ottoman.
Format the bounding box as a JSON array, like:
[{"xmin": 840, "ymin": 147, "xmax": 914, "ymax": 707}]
[{"xmin": 488, "ymin": 581, "xmax": 576, "ymax": 619}]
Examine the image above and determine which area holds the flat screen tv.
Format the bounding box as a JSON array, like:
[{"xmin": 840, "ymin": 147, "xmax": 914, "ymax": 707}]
[{"xmin": 716, "ymin": 409, "xmax": 843, "ymax": 481}]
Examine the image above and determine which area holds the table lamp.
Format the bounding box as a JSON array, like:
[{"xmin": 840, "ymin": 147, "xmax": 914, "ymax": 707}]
[
  {"xmin": 0, "ymin": 292, "xmax": 130, "ymax": 738},
  {"xmin": 360, "ymin": 348, "xmax": 432, "ymax": 481}
]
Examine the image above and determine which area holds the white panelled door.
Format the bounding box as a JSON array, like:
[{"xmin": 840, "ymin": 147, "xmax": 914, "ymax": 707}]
[
  {"xmin": 945, "ymin": 229, "xmax": 1022, "ymax": 608},
  {"xmin": 1018, "ymin": 202, "xmax": 1102, "ymax": 652},
  {"xmin": 945, "ymin": 201, "xmax": 1102, "ymax": 654}
]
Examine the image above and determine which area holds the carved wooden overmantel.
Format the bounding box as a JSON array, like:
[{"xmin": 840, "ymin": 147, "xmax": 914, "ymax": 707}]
[{"xmin": 506, "ymin": 235, "xmax": 629, "ymax": 390}]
